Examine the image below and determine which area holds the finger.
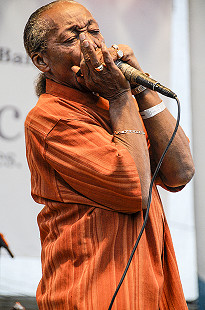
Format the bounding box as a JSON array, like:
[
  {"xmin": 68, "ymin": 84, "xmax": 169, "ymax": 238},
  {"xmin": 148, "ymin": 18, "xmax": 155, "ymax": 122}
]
[
  {"xmin": 79, "ymin": 33, "xmax": 100, "ymax": 51},
  {"xmin": 71, "ymin": 65, "xmax": 86, "ymax": 86},
  {"xmin": 71, "ymin": 65, "xmax": 81, "ymax": 75},
  {"xmin": 80, "ymin": 59, "xmax": 90, "ymax": 81},
  {"xmin": 84, "ymin": 40, "xmax": 102, "ymax": 69},
  {"xmin": 101, "ymin": 42, "xmax": 117, "ymax": 70},
  {"xmin": 82, "ymin": 41, "xmax": 91, "ymax": 62},
  {"xmin": 107, "ymin": 47, "xmax": 117, "ymax": 62},
  {"xmin": 72, "ymin": 65, "xmax": 83, "ymax": 78},
  {"xmin": 80, "ymin": 35, "xmax": 102, "ymax": 69},
  {"xmin": 93, "ymin": 35, "xmax": 105, "ymax": 51},
  {"xmin": 110, "ymin": 44, "xmax": 119, "ymax": 60},
  {"xmin": 117, "ymin": 44, "xmax": 143, "ymax": 70},
  {"xmin": 79, "ymin": 34, "xmax": 91, "ymax": 62}
]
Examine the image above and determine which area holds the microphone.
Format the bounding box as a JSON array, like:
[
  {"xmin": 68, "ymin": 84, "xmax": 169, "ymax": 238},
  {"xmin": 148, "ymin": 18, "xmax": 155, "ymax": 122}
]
[
  {"xmin": 115, "ymin": 59, "xmax": 177, "ymax": 99},
  {"xmin": 0, "ymin": 233, "xmax": 14, "ymax": 258}
]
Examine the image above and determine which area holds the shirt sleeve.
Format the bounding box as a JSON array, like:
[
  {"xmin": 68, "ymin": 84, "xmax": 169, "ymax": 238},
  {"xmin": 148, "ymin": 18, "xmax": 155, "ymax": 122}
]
[{"xmin": 44, "ymin": 118, "xmax": 143, "ymax": 213}]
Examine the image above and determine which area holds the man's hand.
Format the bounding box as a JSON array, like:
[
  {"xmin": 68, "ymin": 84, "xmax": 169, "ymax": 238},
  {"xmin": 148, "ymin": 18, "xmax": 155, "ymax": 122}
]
[
  {"xmin": 72, "ymin": 34, "xmax": 131, "ymax": 100},
  {"xmin": 110, "ymin": 44, "xmax": 143, "ymax": 72}
]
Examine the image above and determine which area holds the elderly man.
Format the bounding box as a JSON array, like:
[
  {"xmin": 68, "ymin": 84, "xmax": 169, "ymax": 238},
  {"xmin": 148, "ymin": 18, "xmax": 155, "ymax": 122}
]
[{"xmin": 24, "ymin": 0, "xmax": 194, "ymax": 309}]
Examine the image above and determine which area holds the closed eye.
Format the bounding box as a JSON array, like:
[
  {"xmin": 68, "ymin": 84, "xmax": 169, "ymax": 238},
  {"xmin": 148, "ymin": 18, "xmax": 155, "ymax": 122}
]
[
  {"xmin": 63, "ymin": 36, "xmax": 78, "ymax": 44},
  {"xmin": 89, "ymin": 29, "xmax": 100, "ymax": 35}
]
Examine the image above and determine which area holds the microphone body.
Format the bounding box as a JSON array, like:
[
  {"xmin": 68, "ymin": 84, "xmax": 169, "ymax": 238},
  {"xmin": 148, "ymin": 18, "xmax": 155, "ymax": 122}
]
[{"xmin": 115, "ymin": 59, "xmax": 177, "ymax": 99}]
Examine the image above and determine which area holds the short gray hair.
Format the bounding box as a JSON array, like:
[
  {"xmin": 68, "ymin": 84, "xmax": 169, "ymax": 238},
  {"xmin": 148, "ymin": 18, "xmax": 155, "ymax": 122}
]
[
  {"xmin": 24, "ymin": 0, "xmax": 77, "ymax": 56},
  {"xmin": 23, "ymin": 0, "xmax": 77, "ymax": 96}
]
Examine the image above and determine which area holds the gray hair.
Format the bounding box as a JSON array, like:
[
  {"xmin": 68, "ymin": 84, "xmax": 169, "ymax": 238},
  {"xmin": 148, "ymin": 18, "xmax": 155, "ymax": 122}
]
[{"xmin": 23, "ymin": 0, "xmax": 77, "ymax": 96}]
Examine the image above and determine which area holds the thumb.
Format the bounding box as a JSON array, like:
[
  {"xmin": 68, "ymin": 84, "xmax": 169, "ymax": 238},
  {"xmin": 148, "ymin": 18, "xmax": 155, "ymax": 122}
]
[
  {"xmin": 71, "ymin": 65, "xmax": 82, "ymax": 75},
  {"xmin": 71, "ymin": 65, "xmax": 86, "ymax": 87}
]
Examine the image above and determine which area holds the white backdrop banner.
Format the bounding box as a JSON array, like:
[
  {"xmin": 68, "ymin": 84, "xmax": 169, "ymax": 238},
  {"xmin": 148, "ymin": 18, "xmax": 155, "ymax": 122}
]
[
  {"xmin": 0, "ymin": 1, "xmax": 42, "ymax": 258},
  {"xmin": 0, "ymin": 0, "xmax": 172, "ymax": 258}
]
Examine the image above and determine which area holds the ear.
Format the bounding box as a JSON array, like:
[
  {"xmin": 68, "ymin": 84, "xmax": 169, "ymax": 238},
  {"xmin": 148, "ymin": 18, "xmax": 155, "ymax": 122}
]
[{"xmin": 31, "ymin": 52, "xmax": 50, "ymax": 73}]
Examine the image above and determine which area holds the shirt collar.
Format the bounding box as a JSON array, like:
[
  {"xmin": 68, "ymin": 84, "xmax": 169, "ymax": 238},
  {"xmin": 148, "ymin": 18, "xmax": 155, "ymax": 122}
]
[{"xmin": 46, "ymin": 79, "xmax": 109, "ymax": 111}]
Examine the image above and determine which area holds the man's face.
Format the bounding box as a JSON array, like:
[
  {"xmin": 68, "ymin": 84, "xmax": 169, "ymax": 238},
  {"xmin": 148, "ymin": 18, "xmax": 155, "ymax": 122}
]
[{"xmin": 40, "ymin": 2, "xmax": 104, "ymax": 89}]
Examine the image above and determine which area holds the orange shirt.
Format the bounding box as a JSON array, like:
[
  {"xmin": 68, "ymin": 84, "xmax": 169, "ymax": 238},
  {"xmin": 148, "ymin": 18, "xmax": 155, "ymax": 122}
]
[{"xmin": 25, "ymin": 79, "xmax": 188, "ymax": 309}]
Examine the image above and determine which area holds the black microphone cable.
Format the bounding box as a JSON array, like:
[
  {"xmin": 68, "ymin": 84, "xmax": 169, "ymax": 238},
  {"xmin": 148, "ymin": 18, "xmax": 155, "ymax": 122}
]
[
  {"xmin": 0, "ymin": 233, "xmax": 14, "ymax": 258},
  {"xmin": 108, "ymin": 95, "xmax": 180, "ymax": 310}
]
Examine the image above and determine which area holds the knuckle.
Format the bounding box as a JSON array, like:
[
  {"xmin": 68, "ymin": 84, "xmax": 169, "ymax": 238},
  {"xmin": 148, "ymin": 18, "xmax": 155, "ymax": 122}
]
[
  {"xmin": 93, "ymin": 60, "xmax": 100, "ymax": 67},
  {"xmin": 105, "ymin": 58, "xmax": 112, "ymax": 65},
  {"xmin": 84, "ymin": 55, "xmax": 90, "ymax": 62}
]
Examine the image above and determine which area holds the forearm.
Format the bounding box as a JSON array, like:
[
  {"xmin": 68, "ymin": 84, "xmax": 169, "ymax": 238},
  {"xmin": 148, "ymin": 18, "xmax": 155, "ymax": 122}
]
[
  {"xmin": 135, "ymin": 89, "xmax": 195, "ymax": 187},
  {"xmin": 109, "ymin": 90, "xmax": 151, "ymax": 208}
]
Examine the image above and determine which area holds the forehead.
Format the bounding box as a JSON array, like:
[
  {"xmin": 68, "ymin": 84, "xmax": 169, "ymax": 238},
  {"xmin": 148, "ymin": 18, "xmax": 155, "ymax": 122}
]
[{"xmin": 42, "ymin": 2, "xmax": 97, "ymax": 31}]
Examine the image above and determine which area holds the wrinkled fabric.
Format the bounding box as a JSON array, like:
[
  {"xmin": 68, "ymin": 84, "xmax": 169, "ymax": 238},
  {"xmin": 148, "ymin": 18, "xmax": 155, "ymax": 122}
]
[{"xmin": 25, "ymin": 79, "xmax": 188, "ymax": 309}]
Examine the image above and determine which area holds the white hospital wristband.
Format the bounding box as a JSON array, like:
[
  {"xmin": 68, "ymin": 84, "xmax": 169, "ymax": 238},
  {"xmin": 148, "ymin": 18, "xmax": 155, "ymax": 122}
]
[{"xmin": 140, "ymin": 101, "xmax": 166, "ymax": 119}]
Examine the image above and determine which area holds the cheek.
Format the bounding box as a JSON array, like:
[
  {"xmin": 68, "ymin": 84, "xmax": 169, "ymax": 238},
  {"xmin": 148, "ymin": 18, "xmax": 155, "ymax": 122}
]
[{"xmin": 68, "ymin": 44, "xmax": 82, "ymax": 67}]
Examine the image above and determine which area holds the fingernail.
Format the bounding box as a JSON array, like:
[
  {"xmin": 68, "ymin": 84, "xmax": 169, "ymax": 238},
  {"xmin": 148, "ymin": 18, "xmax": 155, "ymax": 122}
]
[
  {"xmin": 80, "ymin": 33, "xmax": 85, "ymax": 41},
  {"xmin": 83, "ymin": 40, "xmax": 89, "ymax": 47}
]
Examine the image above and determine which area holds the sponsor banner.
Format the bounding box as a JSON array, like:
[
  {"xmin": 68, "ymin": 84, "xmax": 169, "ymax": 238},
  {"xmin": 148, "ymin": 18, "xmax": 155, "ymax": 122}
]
[
  {"xmin": 0, "ymin": 0, "xmax": 172, "ymax": 258},
  {"xmin": 0, "ymin": 1, "xmax": 43, "ymax": 257}
]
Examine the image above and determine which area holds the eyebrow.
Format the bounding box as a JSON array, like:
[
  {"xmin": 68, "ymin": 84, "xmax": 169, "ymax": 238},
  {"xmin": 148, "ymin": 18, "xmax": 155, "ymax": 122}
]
[{"xmin": 61, "ymin": 19, "xmax": 99, "ymax": 34}]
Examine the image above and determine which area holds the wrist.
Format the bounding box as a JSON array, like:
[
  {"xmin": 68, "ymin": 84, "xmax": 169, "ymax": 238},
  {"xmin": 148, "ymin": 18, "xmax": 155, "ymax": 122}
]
[
  {"xmin": 135, "ymin": 89, "xmax": 162, "ymax": 112},
  {"xmin": 140, "ymin": 101, "xmax": 166, "ymax": 119},
  {"xmin": 109, "ymin": 90, "xmax": 139, "ymax": 127},
  {"xmin": 108, "ymin": 88, "xmax": 132, "ymax": 104},
  {"xmin": 131, "ymin": 73, "xmax": 151, "ymax": 96}
]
